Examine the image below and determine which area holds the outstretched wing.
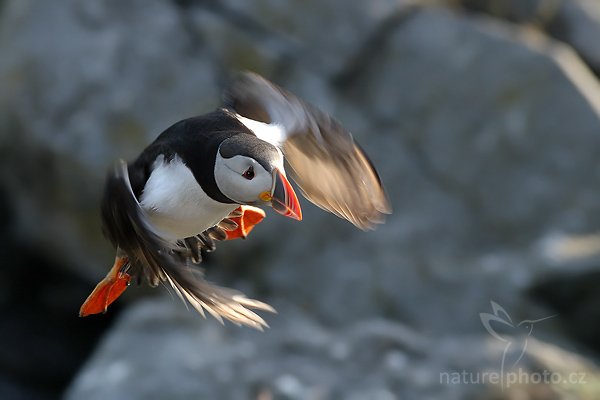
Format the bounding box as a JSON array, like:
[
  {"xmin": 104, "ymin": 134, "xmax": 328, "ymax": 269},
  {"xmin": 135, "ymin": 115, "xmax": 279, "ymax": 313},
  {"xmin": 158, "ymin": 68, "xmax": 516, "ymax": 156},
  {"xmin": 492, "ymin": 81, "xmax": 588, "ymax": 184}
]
[
  {"xmin": 101, "ymin": 160, "xmax": 274, "ymax": 330},
  {"xmin": 223, "ymin": 72, "xmax": 391, "ymax": 230}
]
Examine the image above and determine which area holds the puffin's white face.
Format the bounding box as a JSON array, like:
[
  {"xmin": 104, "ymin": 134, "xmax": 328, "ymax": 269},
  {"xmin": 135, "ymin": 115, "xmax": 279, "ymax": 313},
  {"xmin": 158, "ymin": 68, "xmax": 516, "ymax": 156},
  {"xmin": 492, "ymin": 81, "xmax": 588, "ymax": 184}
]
[
  {"xmin": 214, "ymin": 137, "xmax": 302, "ymax": 220},
  {"xmin": 214, "ymin": 152, "xmax": 276, "ymax": 204}
]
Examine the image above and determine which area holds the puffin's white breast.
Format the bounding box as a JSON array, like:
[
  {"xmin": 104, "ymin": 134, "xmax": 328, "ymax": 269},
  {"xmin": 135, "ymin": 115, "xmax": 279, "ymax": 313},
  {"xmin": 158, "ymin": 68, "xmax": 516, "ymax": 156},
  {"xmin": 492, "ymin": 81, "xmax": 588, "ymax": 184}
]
[{"xmin": 139, "ymin": 155, "xmax": 237, "ymax": 240}]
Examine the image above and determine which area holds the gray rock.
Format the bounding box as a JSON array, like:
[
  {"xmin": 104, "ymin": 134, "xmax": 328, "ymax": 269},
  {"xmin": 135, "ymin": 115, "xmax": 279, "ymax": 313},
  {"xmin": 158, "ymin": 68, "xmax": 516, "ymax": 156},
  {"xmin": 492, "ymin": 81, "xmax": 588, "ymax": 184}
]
[
  {"xmin": 216, "ymin": 0, "xmax": 409, "ymax": 75},
  {"xmin": 63, "ymin": 297, "xmax": 463, "ymax": 400},
  {"xmin": 551, "ymin": 0, "xmax": 600, "ymax": 72},
  {"xmin": 66, "ymin": 297, "xmax": 600, "ymax": 400},
  {"xmin": 460, "ymin": 0, "xmax": 600, "ymax": 73}
]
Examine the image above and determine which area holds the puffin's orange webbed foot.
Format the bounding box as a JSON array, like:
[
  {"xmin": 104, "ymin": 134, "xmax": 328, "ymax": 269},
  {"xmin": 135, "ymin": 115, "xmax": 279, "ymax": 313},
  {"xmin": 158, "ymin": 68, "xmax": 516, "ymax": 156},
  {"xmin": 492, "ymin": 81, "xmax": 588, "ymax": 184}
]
[
  {"xmin": 79, "ymin": 255, "xmax": 131, "ymax": 317},
  {"xmin": 225, "ymin": 206, "xmax": 266, "ymax": 240}
]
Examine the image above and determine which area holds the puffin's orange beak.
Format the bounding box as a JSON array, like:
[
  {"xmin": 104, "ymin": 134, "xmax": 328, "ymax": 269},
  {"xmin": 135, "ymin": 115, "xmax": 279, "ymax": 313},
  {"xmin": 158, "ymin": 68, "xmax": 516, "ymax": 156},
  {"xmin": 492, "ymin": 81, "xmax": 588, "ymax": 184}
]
[{"xmin": 270, "ymin": 169, "xmax": 302, "ymax": 221}]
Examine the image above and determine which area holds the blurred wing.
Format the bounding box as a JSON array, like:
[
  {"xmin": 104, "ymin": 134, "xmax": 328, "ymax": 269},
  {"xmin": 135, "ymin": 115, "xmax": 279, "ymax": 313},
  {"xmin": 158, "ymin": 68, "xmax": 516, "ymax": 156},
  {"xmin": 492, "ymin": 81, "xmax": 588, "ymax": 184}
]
[
  {"xmin": 223, "ymin": 72, "xmax": 391, "ymax": 230},
  {"xmin": 101, "ymin": 160, "xmax": 274, "ymax": 330}
]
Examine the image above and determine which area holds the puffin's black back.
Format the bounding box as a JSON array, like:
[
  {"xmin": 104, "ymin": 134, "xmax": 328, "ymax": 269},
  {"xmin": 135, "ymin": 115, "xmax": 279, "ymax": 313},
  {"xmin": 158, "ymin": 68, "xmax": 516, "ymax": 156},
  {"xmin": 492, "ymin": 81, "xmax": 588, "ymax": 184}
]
[{"xmin": 127, "ymin": 109, "xmax": 256, "ymax": 204}]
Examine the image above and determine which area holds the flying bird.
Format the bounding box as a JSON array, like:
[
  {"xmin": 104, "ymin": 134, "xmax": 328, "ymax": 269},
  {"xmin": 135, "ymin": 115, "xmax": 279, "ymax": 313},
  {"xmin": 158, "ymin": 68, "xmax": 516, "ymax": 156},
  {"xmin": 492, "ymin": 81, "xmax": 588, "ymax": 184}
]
[{"xmin": 80, "ymin": 72, "xmax": 391, "ymax": 329}]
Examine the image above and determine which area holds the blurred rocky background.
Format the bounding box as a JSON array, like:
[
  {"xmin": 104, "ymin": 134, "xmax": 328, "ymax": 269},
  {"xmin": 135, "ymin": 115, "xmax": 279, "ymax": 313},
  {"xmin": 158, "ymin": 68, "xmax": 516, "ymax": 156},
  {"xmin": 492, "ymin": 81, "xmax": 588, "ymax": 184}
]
[{"xmin": 1, "ymin": 0, "xmax": 600, "ymax": 399}]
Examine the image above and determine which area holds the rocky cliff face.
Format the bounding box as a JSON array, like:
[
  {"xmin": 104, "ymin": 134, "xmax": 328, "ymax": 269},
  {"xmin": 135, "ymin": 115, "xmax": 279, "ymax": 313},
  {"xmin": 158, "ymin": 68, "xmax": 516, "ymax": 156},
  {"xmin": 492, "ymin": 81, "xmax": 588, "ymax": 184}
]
[{"xmin": 1, "ymin": 0, "xmax": 600, "ymax": 399}]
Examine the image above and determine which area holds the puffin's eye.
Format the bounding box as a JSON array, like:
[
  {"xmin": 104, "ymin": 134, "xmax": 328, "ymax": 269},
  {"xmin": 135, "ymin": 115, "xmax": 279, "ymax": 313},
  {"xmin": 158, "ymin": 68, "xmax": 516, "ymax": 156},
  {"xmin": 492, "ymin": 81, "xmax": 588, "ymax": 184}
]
[{"xmin": 242, "ymin": 166, "xmax": 255, "ymax": 180}]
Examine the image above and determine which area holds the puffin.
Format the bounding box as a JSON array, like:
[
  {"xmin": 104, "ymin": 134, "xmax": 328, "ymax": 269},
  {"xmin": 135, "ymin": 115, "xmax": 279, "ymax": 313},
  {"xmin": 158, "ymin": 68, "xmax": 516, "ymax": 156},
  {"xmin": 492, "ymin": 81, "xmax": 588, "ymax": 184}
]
[{"xmin": 80, "ymin": 72, "xmax": 391, "ymax": 330}]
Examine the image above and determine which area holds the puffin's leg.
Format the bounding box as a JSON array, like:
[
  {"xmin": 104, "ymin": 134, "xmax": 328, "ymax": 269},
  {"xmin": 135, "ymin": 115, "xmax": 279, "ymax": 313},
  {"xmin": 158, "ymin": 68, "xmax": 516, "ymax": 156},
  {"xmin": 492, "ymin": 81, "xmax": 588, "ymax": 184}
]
[
  {"xmin": 225, "ymin": 206, "xmax": 266, "ymax": 240},
  {"xmin": 79, "ymin": 254, "xmax": 131, "ymax": 317}
]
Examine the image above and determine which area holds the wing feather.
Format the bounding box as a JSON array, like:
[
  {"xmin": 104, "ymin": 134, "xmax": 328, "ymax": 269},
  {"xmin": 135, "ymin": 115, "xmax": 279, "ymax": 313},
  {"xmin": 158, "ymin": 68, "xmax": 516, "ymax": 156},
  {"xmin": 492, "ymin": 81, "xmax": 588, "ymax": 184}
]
[{"xmin": 223, "ymin": 72, "xmax": 391, "ymax": 230}]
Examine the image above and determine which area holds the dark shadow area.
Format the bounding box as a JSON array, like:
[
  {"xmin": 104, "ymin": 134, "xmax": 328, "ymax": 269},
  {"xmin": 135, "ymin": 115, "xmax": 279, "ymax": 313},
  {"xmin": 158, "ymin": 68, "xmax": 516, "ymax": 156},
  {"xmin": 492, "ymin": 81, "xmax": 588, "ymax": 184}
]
[
  {"xmin": 0, "ymin": 186, "xmax": 122, "ymax": 399},
  {"xmin": 530, "ymin": 268, "xmax": 600, "ymax": 354}
]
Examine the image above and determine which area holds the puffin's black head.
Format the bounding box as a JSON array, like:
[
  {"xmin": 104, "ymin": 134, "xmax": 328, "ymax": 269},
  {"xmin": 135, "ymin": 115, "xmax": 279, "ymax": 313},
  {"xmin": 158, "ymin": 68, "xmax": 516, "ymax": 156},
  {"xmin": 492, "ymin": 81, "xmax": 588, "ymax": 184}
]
[{"xmin": 214, "ymin": 135, "xmax": 302, "ymax": 220}]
